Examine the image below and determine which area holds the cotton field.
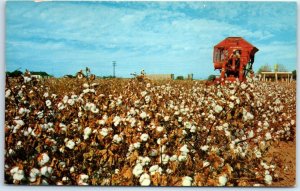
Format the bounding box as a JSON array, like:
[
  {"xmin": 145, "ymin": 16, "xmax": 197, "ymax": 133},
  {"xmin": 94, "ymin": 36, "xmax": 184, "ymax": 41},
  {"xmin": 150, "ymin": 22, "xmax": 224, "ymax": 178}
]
[{"xmin": 4, "ymin": 74, "xmax": 296, "ymax": 186}]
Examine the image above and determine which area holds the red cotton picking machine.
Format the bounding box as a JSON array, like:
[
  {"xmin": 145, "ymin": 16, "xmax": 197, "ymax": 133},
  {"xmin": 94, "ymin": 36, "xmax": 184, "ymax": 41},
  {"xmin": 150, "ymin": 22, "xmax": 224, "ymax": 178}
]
[{"xmin": 213, "ymin": 37, "xmax": 259, "ymax": 83}]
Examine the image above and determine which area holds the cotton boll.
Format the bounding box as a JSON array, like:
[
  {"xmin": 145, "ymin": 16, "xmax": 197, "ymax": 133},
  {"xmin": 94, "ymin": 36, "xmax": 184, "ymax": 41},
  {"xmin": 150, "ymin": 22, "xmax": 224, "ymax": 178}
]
[
  {"xmin": 66, "ymin": 140, "xmax": 75, "ymax": 149},
  {"xmin": 100, "ymin": 128, "xmax": 109, "ymax": 137},
  {"xmin": 218, "ymin": 175, "xmax": 227, "ymax": 186},
  {"xmin": 264, "ymin": 174, "xmax": 272, "ymax": 185},
  {"xmin": 113, "ymin": 134, "xmax": 123, "ymax": 144},
  {"xmin": 139, "ymin": 173, "xmax": 151, "ymax": 186},
  {"xmin": 182, "ymin": 176, "xmax": 193, "ymax": 186},
  {"xmin": 178, "ymin": 155, "xmax": 187, "ymax": 162},
  {"xmin": 83, "ymin": 127, "xmax": 92, "ymax": 140},
  {"xmin": 201, "ymin": 145, "xmax": 209, "ymax": 151},
  {"xmin": 203, "ymin": 161, "xmax": 210, "ymax": 167},
  {"xmin": 140, "ymin": 133, "xmax": 149, "ymax": 142},
  {"xmin": 133, "ymin": 163, "xmax": 144, "ymax": 177},
  {"xmin": 214, "ymin": 105, "xmax": 223, "ymax": 113},
  {"xmin": 265, "ymin": 132, "xmax": 272, "ymax": 141},
  {"xmin": 180, "ymin": 144, "xmax": 189, "ymax": 154},
  {"xmin": 38, "ymin": 153, "xmax": 50, "ymax": 166},
  {"xmin": 140, "ymin": 112, "xmax": 147, "ymax": 119}
]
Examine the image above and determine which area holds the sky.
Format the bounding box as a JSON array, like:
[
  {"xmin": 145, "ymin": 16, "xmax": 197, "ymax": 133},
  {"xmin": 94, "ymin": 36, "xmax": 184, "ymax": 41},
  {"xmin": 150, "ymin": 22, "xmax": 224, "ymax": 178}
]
[{"xmin": 5, "ymin": 1, "xmax": 297, "ymax": 79}]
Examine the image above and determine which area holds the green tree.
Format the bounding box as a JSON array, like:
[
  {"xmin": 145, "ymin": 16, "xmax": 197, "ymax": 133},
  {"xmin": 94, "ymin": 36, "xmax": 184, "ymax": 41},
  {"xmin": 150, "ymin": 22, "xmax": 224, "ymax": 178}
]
[
  {"xmin": 257, "ymin": 64, "xmax": 272, "ymax": 74},
  {"xmin": 292, "ymin": 70, "xmax": 296, "ymax": 80}
]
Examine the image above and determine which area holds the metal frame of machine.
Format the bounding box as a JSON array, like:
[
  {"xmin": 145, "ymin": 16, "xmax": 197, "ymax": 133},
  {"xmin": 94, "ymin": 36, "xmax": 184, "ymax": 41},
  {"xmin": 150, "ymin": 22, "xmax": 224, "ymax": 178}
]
[{"xmin": 213, "ymin": 37, "xmax": 259, "ymax": 83}]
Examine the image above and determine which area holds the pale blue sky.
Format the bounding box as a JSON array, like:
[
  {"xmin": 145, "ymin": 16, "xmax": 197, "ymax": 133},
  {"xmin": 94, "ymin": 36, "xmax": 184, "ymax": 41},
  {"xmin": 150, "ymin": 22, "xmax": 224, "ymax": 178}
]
[{"xmin": 5, "ymin": 1, "xmax": 297, "ymax": 79}]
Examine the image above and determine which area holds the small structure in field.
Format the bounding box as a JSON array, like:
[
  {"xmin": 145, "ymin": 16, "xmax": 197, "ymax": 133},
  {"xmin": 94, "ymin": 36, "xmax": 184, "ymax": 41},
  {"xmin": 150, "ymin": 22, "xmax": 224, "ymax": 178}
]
[
  {"xmin": 31, "ymin": 71, "xmax": 51, "ymax": 79},
  {"xmin": 145, "ymin": 74, "xmax": 174, "ymax": 80},
  {"xmin": 260, "ymin": 71, "xmax": 293, "ymax": 83}
]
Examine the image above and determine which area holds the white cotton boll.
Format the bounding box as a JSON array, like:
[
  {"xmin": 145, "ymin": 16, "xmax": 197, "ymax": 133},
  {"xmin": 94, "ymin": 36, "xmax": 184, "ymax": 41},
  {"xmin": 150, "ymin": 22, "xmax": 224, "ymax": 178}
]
[
  {"xmin": 79, "ymin": 174, "xmax": 89, "ymax": 184},
  {"xmin": 265, "ymin": 132, "xmax": 272, "ymax": 140},
  {"xmin": 190, "ymin": 125, "xmax": 197, "ymax": 133},
  {"xmin": 140, "ymin": 133, "xmax": 149, "ymax": 142},
  {"xmin": 164, "ymin": 116, "xmax": 170, "ymax": 121},
  {"xmin": 67, "ymin": 99, "xmax": 75, "ymax": 106},
  {"xmin": 13, "ymin": 169, "xmax": 24, "ymax": 181},
  {"xmin": 100, "ymin": 128, "xmax": 109, "ymax": 137},
  {"xmin": 40, "ymin": 166, "xmax": 52, "ymax": 177},
  {"xmin": 63, "ymin": 95, "xmax": 69, "ymax": 103},
  {"xmin": 66, "ymin": 140, "xmax": 75, "ymax": 149},
  {"xmin": 83, "ymin": 127, "xmax": 92, "ymax": 140},
  {"xmin": 203, "ymin": 161, "xmax": 210, "ymax": 167},
  {"xmin": 29, "ymin": 168, "xmax": 40, "ymax": 182},
  {"xmin": 113, "ymin": 116, "xmax": 121, "ymax": 126},
  {"xmin": 10, "ymin": 166, "xmax": 19, "ymax": 175},
  {"xmin": 69, "ymin": 166, "xmax": 75, "ymax": 173},
  {"xmin": 214, "ymin": 105, "xmax": 223, "ymax": 113},
  {"xmin": 178, "ymin": 155, "xmax": 187, "ymax": 162},
  {"xmin": 229, "ymin": 102, "xmax": 235, "ymax": 108},
  {"xmin": 149, "ymin": 165, "xmax": 162, "ymax": 175},
  {"xmin": 218, "ymin": 175, "xmax": 227, "ymax": 186},
  {"xmin": 170, "ymin": 155, "xmax": 178, "ymax": 161},
  {"xmin": 201, "ymin": 145, "xmax": 209, "ymax": 151},
  {"xmin": 254, "ymin": 149, "xmax": 262, "ymax": 158},
  {"xmin": 43, "ymin": 92, "xmax": 49, "ymax": 98},
  {"xmin": 161, "ymin": 154, "xmax": 170, "ymax": 165},
  {"xmin": 156, "ymin": 126, "xmax": 164, "ymax": 132},
  {"xmin": 182, "ymin": 176, "xmax": 193, "ymax": 186},
  {"xmin": 133, "ymin": 142, "xmax": 141, "ymax": 149},
  {"xmin": 248, "ymin": 130, "xmax": 254, "ymax": 138},
  {"xmin": 264, "ymin": 174, "xmax": 272, "ymax": 185},
  {"xmin": 141, "ymin": 91, "xmax": 147, "ymax": 97},
  {"xmin": 133, "ymin": 163, "xmax": 144, "ymax": 177},
  {"xmin": 291, "ymin": 120, "xmax": 295, "ymax": 125},
  {"xmin": 180, "ymin": 144, "xmax": 189, "ymax": 154},
  {"xmin": 5, "ymin": 89, "xmax": 11, "ymax": 98},
  {"xmin": 140, "ymin": 111, "xmax": 147, "ymax": 119},
  {"xmin": 241, "ymin": 83, "xmax": 247, "ymax": 89},
  {"xmin": 58, "ymin": 102, "xmax": 65, "ymax": 110},
  {"xmin": 113, "ymin": 134, "xmax": 123, "ymax": 144},
  {"xmin": 263, "ymin": 121, "xmax": 269, "ymax": 129},
  {"xmin": 145, "ymin": 95, "xmax": 151, "ymax": 103},
  {"xmin": 83, "ymin": 83, "xmax": 89, "ymax": 88},
  {"xmin": 139, "ymin": 173, "xmax": 151, "ymax": 186},
  {"xmin": 14, "ymin": 120, "xmax": 25, "ymax": 127},
  {"xmin": 45, "ymin": 100, "xmax": 52, "ymax": 107},
  {"xmin": 38, "ymin": 153, "xmax": 50, "ymax": 166}
]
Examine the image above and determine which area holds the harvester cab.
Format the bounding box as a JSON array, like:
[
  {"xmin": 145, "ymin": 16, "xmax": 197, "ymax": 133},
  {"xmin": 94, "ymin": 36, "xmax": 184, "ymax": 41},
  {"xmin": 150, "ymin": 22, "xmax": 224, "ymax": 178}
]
[{"xmin": 213, "ymin": 37, "xmax": 258, "ymax": 83}]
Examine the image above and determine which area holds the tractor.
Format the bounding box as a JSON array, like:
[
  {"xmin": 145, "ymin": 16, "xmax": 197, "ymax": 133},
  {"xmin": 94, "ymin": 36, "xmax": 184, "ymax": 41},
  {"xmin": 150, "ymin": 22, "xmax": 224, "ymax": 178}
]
[{"xmin": 212, "ymin": 37, "xmax": 259, "ymax": 83}]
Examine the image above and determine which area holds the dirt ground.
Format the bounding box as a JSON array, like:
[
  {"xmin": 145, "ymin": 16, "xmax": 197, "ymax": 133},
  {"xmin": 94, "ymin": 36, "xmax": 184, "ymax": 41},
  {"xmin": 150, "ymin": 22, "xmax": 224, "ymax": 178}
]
[{"xmin": 265, "ymin": 140, "xmax": 296, "ymax": 187}]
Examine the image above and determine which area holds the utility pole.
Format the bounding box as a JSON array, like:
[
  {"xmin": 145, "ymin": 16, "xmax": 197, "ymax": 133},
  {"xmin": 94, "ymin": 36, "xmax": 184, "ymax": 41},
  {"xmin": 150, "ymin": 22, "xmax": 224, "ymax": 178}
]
[{"xmin": 112, "ymin": 61, "xmax": 116, "ymax": 78}]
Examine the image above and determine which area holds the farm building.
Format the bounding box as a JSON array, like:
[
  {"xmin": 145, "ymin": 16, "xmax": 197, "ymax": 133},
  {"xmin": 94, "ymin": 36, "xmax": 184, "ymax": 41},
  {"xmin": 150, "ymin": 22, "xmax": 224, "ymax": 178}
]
[
  {"xmin": 145, "ymin": 74, "xmax": 174, "ymax": 80},
  {"xmin": 259, "ymin": 71, "xmax": 293, "ymax": 83}
]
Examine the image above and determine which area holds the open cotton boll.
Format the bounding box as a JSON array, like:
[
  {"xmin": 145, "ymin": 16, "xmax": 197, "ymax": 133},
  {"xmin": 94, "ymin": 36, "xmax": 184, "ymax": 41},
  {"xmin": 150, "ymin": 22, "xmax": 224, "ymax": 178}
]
[
  {"xmin": 139, "ymin": 173, "xmax": 151, "ymax": 186},
  {"xmin": 182, "ymin": 176, "xmax": 193, "ymax": 186},
  {"xmin": 201, "ymin": 145, "xmax": 209, "ymax": 151},
  {"xmin": 265, "ymin": 132, "xmax": 272, "ymax": 140},
  {"xmin": 40, "ymin": 166, "xmax": 53, "ymax": 177},
  {"xmin": 100, "ymin": 128, "xmax": 109, "ymax": 137},
  {"xmin": 180, "ymin": 144, "xmax": 189, "ymax": 154},
  {"xmin": 66, "ymin": 140, "xmax": 75, "ymax": 149},
  {"xmin": 46, "ymin": 100, "xmax": 52, "ymax": 107},
  {"xmin": 5, "ymin": 89, "xmax": 11, "ymax": 98},
  {"xmin": 264, "ymin": 174, "xmax": 272, "ymax": 185},
  {"xmin": 218, "ymin": 175, "xmax": 228, "ymax": 186},
  {"xmin": 113, "ymin": 134, "xmax": 123, "ymax": 144},
  {"xmin": 133, "ymin": 163, "xmax": 144, "ymax": 177},
  {"xmin": 29, "ymin": 168, "xmax": 40, "ymax": 182},
  {"xmin": 140, "ymin": 133, "xmax": 149, "ymax": 142},
  {"xmin": 113, "ymin": 116, "xmax": 121, "ymax": 126},
  {"xmin": 38, "ymin": 153, "xmax": 50, "ymax": 166},
  {"xmin": 214, "ymin": 105, "xmax": 223, "ymax": 113},
  {"xmin": 83, "ymin": 127, "xmax": 92, "ymax": 140},
  {"xmin": 140, "ymin": 112, "xmax": 147, "ymax": 119}
]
